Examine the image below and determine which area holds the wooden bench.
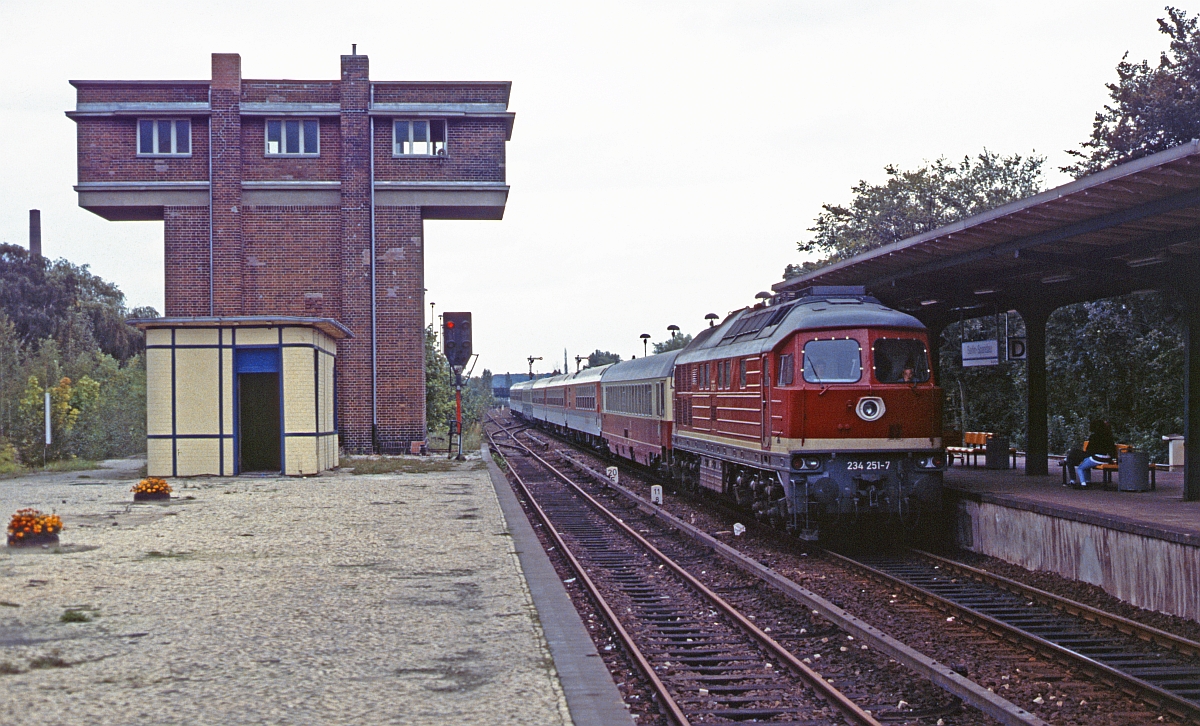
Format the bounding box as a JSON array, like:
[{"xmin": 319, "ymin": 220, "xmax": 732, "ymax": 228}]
[{"xmin": 946, "ymin": 431, "xmax": 1018, "ymax": 467}]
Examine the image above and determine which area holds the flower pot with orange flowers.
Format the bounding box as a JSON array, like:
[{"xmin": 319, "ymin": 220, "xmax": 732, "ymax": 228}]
[
  {"xmin": 131, "ymin": 477, "xmax": 172, "ymax": 502},
  {"xmin": 7, "ymin": 509, "xmax": 63, "ymax": 547}
]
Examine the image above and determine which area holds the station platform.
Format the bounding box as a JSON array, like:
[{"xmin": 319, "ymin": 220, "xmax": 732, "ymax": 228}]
[
  {"xmin": 0, "ymin": 453, "xmax": 632, "ymax": 725},
  {"xmin": 944, "ymin": 460, "xmax": 1200, "ymax": 623}
]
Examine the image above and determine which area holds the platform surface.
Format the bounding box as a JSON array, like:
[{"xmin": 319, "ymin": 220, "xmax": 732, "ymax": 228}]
[
  {"xmin": 945, "ymin": 459, "xmax": 1200, "ymax": 547},
  {"xmin": 0, "ymin": 457, "xmax": 577, "ymax": 725}
]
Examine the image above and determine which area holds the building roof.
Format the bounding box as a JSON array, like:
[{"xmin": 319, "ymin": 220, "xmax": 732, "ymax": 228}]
[
  {"xmin": 127, "ymin": 316, "xmax": 353, "ymax": 339},
  {"xmin": 772, "ymin": 141, "xmax": 1200, "ymax": 323}
]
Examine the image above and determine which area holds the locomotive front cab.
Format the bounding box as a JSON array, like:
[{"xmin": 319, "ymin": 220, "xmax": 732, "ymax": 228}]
[{"xmin": 778, "ymin": 325, "xmax": 945, "ymax": 538}]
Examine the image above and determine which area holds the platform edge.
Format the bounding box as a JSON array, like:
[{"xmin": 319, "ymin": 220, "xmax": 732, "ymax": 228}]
[{"xmin": 482, "ymin": 443, "xmax": 636, "ymax": 726}]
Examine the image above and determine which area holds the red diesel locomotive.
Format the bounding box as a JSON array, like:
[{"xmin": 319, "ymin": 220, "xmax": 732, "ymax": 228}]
[{"xmin": 510, "ymin": 286, "xmax": 944, "ymax": 540}]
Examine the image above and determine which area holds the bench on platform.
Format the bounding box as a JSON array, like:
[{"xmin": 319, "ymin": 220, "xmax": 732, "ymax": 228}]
[
  {"xmin": 946, "ymin": 431, "xmax": 1018, "ymax": 467},
  {"xmin": 1057, "ymin": 441, "xmax": 1166, "ymax": 490}
]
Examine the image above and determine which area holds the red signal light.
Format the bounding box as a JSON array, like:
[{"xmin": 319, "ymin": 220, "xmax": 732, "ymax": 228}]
[{"xmin": 447, "ymin": 321, "xmax": 455, "ymax": 328}]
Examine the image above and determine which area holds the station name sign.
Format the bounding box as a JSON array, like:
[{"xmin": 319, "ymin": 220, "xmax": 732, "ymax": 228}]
[{"xmin": 962, "ymin": 339, "xmax": 999, "ymax": 367}]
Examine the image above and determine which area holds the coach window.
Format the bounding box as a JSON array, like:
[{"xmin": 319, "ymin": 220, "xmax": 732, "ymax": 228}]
[
  {"xmin": 802, "ymin": 339, "xmax": 862, "ymax": 384},
  {"xmin": 395, "ymin": 119, "xmax": 447, "ymax": 156},
  {"xmin": 266, "ymin": 119, "xmax": 319, "ymax": 156},
  {"xmin": 138, "ymin": 119, "xmax": 191, "ymax": 156},
  {"xmin": 738, "ymin": 359, "xmax": 747, "ymax": 389}
]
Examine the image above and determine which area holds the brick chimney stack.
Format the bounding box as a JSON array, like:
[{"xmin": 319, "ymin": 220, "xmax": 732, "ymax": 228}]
[{"xmin": 28, "ymin": 209, "xmax": 41, "ymax": 258}]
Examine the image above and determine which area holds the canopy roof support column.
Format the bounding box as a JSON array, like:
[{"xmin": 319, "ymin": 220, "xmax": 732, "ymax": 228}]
[
  {"xmin": 1185, "ymin": 295, "xmax": 1200, "ymax": 501},
  {"xmin": 1020, "ymin": 307, "xmax": 1049, "ymax": 476}
]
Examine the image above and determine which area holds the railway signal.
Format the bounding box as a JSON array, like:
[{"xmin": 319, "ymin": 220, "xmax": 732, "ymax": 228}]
[
  {"xmin": 442, "ymin": 312, "xmax": 472, "ymax": 369},
  {"xmin": 442, "ymin": 312, "xmax": 472, "ymax": 461}
]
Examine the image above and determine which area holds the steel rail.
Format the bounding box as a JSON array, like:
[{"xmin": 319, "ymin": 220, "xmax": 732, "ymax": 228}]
[
  {"xmin": 916, "ymin": 549, "xmax": 1200, "ymax": 659},
  {"xmin": 483, "ymin": 428, "xmax": 691, "ymax": 726},
  {"xmin": 491, "ymin": 421, "xmax": 882, "ymax": 726},
  {"xmin": 828, "ymin": 551, "xmax": 1200, "ymax": 725},
  {"xmin": 541, "ymin": 446, "xmax": 1046, "ymax": 726}
]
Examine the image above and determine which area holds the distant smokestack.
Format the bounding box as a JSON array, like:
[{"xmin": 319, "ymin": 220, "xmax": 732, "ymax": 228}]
[{"xmin": 28, "ymin": 210, "xmax": 41, "ymax": 258}]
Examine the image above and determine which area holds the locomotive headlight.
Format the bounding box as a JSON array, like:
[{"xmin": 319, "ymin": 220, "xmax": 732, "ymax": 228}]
[
  {"xmin": 790, "ymin": 455, "xmax": 823, "ymax": 471},
  {"xmin": 916, "ymin": 455, "xmax": 943, "ymax": 470},
  {"xmin": 855, "ymin": 396, "xmax": 886, "ymax": 422}
]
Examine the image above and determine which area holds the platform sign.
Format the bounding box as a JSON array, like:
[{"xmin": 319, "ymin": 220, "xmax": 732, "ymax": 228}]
[
  {"xmin": 962, "ymin": 339, "xmax": 999, "ymax": 367},
  {"xmin": 1007, "ymin": 336, "xmax": 1027, "ymax": 360}
]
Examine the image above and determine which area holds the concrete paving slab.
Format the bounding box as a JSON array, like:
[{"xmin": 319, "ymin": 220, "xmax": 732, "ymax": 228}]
[{"xmin": 0, "ymin": 458, "xmax": 571, "ymax": 725}]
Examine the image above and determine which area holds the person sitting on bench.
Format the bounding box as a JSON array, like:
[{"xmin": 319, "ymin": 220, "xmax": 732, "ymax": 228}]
[{"xmin": 1074, "ymin": 418, "xmax": 1116, "ymax": 488}]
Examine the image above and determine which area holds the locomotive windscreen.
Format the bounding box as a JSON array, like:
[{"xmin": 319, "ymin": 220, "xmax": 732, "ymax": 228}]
[
  {"xmin": 873, "ymin": 339, "xmax": 930, "ymax": 383},
  {"xmin": 802, "ymin": 339, "xmax": 862, "ymax": 383}
]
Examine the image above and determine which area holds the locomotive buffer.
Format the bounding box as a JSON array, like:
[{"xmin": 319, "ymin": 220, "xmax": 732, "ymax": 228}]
[{"xmin": 443, "ymin": 312, "xmax": 473, "ymax": 461}]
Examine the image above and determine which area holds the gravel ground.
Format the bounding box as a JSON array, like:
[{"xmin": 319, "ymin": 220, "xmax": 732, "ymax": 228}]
[
  {"xmin": 0, "ymin": 457, "xmax": 571, "ymax": 726},
  {"xmin": 513, "ymin": 424, "xmax": 1186, "ymax": 726}
]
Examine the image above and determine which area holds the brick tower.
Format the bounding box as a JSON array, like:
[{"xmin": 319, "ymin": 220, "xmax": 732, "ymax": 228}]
[{"xmin": 69, "ymin": 52, "xmax": 513, "ymax": 453}]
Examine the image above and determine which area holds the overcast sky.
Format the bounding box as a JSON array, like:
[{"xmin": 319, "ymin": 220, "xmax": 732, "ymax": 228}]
[{"xmin": 0, "ymin": 0, "xmax": 1176, "ymax": 376}]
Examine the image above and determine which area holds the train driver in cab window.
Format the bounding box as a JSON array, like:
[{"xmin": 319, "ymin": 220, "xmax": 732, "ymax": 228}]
[{"xmin": 874, "ymin": 339, "xmax": 929, "ymax": 384}]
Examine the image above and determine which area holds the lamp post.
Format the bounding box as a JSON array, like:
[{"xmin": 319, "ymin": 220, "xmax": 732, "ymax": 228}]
[
  {"xmin": 705, "ymin": 313, "xmax": 718, "ymax": 327},
  {"xmin": 575, "ymin": 355, "xmax": 584, "ymax": 373},
  {"xmin": 667, "ymin": 324, "xmax": 679, "ymax": 339},
  {"xmin": 640, "ymin": 333, "xmax": 651, "ymax": 357}
]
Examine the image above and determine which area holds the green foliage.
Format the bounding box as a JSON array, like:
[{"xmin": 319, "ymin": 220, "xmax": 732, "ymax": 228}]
[
  {"xmin": 0, "ymin": 246, "xmax": 151, "ymax": 466},
  {"xmin": 585, "ymin": 350, "xmax": 621, "ymax": 368},
  {"xmin": 425, "ymin": 326, "xmax": 493, "ymax": 437},
  {"xmin": 463, "ymin": 369, "xmax": 495, "ymax": 425},
  {"xmin": 1065, "ymin": 7, "xmax": 1200, "ymax": 176},
  {"xmin": 425, "ymin": 324, "xmax": 455, "ymax": 433},
  {"xmin": 653, "ymin": 333, "xmax": 692, "ymax": 354},
  {"xmin": 784, "ymin": 151, "xmax": 1044, "ymax": 278}
]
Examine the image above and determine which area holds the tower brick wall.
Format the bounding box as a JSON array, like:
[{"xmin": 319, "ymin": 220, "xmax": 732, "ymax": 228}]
[{"xmin": 69, "ymin": 52, "xmax": 513, "ymax": 454}]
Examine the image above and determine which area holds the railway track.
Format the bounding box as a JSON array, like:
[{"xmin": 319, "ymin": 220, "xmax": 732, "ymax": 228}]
[
  {"xmin": 833, "ymin": 549, "xmax": 1200, "ymax": 724},
  {"xmin": 487, "ymin": 421, "xmax": 880, "ymax": 725},
  {"xmin": 482, "ymin": 412, "xmax": 1046, "ymax": 724}
]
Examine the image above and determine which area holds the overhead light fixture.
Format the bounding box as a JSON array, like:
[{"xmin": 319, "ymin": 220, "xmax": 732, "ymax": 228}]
[
  {"xmin": 1041, "ymin": 273, "xmax": 1073, "ymax": 284},
  {"xmin": 973, "ymin": 288, "xmax": 996, "ymax": 295},
  {"xmin": 1126, "ymin": 254, "xmax": 1166, "ymax": 268},
  {"xmin": 920, "ymin": 299, "xmax": 940, "ymax": 306}
]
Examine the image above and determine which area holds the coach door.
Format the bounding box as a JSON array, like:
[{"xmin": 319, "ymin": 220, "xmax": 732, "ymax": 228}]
[{"xmin": 760, "ymin": 355, "xmax": 771, "ymax": 448}]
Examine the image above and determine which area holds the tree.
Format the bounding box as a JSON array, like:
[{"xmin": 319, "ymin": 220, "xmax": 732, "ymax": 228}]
[
  {"xmin": 784, "ymin": 151, "xmax": 1044, "ymax": 277},
  {"xmin": 1065, "ymin": 7, "xmax": 1200, "ymax": 176},
  {"xmin": 463, "ymin": 369, "xmax": 495, "ymax": 425},
  {"xmin": 585, "ymin": 350, "xmax": 621, "ymax": 368},
  {"xmin": 653, "ymin": 333, "xmax": 692, "ymax": 354},
  {"xmin": 425, "ymin": 324, "xmax": 455, "ymax": 434}
]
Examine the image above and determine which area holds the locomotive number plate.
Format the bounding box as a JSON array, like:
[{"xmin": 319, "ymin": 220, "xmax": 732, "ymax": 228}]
[{"xmin": 846, "ymin": 460, "xmax": 891, "ymax": 472}]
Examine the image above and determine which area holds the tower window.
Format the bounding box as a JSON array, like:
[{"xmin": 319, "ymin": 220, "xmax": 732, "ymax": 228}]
[
  {"xmin": 137, "ymin": 119, "xmax": 191, "ymax": 156},
  {"xmin": 265, "ymin": 119, "xmax": 319, "ymax": 156},
  {"xmin": 394, "ymin": 119, "xmax": 447, "ymax": 156}
]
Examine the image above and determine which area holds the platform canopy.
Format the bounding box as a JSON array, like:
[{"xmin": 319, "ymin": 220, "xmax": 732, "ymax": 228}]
[{"xmin": 773, "ymin": 141, "xmax": 1200, "ymax": 500}]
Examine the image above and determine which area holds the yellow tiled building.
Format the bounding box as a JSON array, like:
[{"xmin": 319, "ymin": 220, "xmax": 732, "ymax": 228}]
[{"xmin": 131, "ymin": 317, "xmax": 351, "ymax": 477}]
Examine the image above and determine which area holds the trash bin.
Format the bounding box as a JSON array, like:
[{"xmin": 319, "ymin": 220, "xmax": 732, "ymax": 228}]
[
  {"xmin": 1117, "ymin": 451, "xmax": 1151, "ymax": 492},
  {"xmin": 1163, "ymin": 434, "xmax": 1185, "ymax": 470},
  {"xmin": 985, "ymin": 435, "xmax": 1010, "ymax": 470}
]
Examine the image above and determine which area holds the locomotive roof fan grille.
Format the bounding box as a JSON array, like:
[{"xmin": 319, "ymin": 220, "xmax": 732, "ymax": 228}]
[{"xmin": 856, "ymin": 396, "xmax": 885, "ymax": 422}]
